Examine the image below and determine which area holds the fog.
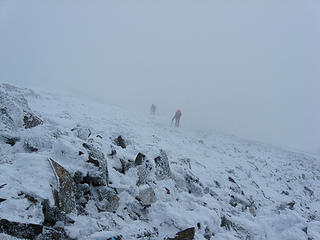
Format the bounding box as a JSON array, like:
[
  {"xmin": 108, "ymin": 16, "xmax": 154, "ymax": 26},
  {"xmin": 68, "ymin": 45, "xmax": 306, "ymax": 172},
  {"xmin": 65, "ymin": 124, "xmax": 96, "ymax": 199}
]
[{"xmin": 0, "ymin": 0, "xmax": 319, "ymax": 154}]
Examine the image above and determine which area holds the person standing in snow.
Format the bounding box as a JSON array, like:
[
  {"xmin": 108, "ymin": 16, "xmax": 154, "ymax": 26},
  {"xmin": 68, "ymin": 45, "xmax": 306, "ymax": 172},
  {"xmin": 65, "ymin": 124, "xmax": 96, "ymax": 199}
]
[
  {"xmin": 150, "ymin": 104, "xmax": 157, "ymax": 115},
  {"xmin": 171, "ymin": 109, "xmax": 182, "ymax": 128}
]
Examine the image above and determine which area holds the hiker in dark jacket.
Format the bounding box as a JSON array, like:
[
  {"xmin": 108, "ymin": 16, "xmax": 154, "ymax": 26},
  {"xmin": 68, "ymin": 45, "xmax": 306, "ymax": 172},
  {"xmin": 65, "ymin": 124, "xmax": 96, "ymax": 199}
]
[
  {"xmin": 171, "ymin": 109, "xmax": 182, "ymax": 128},
  {"xmin": 150, "ymin": 104, "xmax": 157, "ymax": 115}
]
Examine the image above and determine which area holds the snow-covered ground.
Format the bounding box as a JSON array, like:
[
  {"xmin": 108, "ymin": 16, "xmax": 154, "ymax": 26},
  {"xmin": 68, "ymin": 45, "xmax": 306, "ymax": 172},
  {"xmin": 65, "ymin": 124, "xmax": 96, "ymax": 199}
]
[{"xmin": 0, "ymin": 83, "xmax": 319, "ymax": 240}]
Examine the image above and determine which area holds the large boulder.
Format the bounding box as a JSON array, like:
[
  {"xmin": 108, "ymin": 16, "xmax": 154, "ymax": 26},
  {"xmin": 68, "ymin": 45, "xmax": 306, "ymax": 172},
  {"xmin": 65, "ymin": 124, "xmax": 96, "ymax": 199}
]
[{"xmin": 49, "ymin": 158, "xmax": 76, "ymax": 214}]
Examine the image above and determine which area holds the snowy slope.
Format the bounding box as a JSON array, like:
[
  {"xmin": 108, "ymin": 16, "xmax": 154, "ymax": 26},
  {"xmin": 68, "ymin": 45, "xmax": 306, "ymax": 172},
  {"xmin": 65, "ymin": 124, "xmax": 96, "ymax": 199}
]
[{"xmin": 0, "ymin": 83, "xmax": 319, "ymax": 240}]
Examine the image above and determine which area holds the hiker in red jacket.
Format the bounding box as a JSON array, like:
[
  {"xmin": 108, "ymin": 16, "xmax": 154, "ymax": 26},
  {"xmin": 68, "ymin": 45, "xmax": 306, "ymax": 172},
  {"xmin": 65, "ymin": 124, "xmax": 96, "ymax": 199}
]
[{"xmin": 172, "ymin": 109, "xmax": 182, "ymax": 128}]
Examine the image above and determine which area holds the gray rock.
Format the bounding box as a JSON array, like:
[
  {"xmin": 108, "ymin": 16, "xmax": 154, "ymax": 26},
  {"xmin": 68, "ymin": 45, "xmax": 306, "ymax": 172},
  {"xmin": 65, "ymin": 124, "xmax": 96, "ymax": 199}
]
[
  {"xmin": 0, "ymin": 107, "xmax": 15, "ymax": 130},
  {"xmin": 114, "ymin": 136, "xmax": 126, "ymax": 148},
  {"xmin": 106, "ymin": 236, "xmax": 122, "ymax": 240},
  {"xmin": 0, "ymin": 135, "xmax": 19, "ymax": 146},
  {"xmin": 185, "ymin": 174, "xmax": 203, "ymax": 197},
  {"xmin": 82, "ymin": 143, "xmax": 105, "ymax": 162},
  {"xmin": 220, "ymin": 216, "xmax": 233, "ymax": 231},
  {"xmin": 95, "ymin": 187, "xmax": 119, "ymax": 212},
  {"xmin": 83, "ymin": 171, "xmax": 107, "ymax": 187},
  {"xmin": 71, "ymin": 126, "xmax": 91, "ymax": 141},
  {"xmin": 35, "ymin": 226, "xmax": 75, "ymax": 240},
  {"xmin": 136, "ymin": 187, "xmax": 157, "ymax": 207},
  {"xmin": 73, "ymin": 171, "xmax": 83, "ymax": 185},
  {"xmin": 167, "ymin": 227, "xmax": 195, "ymax": 240},
  {"xmin": 23, "ymin": 111, "xmax": 43, "ymax": 129},
  {"xmin": 82, "ymin": 143, "xmax": 109, "ymax": 185},
  {"xmin": 42, "ymin": 199, "xmax": 75, "ymax": 226},
  {"xmin": 154, "ymin": 150, "xmax": 171, "ymax": 180},
  {"xmin": 304, "ymin": 186, "xmax": 314, "ymax": 196},
  {"xmin": 136, "ymin": 160, "xmax": 153, "ymax": 186},
  {"xmin": 0, "ymin": 218, "xmax": 43, "ymax": 239},
  {"xmin": 135, "ymin": 153, "xmax": 146, "ymax": 166},
  {"xmin": 24, "ymin": 141, "xmax": 39, "ymax": 152}
]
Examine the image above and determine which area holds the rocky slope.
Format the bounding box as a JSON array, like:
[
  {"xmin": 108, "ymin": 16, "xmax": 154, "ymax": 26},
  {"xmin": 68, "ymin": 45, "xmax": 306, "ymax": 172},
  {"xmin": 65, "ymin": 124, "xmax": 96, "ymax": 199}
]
[{"xmin": 0, "ymin": 83, "xmax": 319, "ymax": 240}]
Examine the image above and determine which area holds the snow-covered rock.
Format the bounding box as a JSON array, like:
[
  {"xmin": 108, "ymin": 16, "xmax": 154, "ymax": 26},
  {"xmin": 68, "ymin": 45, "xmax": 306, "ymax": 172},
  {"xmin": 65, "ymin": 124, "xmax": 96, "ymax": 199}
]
[{"xmin": 0, "ymin": 83, "xmax": 319, "ymax": 240}]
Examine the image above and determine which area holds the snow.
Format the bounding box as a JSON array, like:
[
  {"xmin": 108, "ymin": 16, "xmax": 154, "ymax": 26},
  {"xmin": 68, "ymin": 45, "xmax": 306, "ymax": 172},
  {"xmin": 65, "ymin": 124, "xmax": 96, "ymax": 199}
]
[{"xmin": 0, "ymin": 83, "xmax": 319, "ymax": 239}]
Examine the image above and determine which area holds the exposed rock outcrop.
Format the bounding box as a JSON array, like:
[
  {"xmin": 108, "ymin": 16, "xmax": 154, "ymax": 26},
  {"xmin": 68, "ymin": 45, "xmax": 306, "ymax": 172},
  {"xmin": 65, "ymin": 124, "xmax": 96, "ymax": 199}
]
[{"xmin": 49, "ymin": 158, "xmax": 76, "ymax": 214}]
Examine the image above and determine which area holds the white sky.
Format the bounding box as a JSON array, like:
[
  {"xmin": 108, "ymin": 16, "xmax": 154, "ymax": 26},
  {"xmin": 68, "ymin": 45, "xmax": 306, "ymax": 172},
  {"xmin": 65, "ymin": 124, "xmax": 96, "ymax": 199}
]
[{"xmin": 0, "ymin": 0, "xmax": 319, "ymax": 154}]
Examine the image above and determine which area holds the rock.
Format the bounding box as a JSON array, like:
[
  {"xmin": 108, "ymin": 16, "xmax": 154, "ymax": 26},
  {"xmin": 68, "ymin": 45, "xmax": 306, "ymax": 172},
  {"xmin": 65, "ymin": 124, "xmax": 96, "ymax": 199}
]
[
  {"xmin": 0, "ymin": 218, "xmax": 43, "ymax": 239},
  {"xmin": 35, "ymin": 226, "xmax": 74, "ymax": 240},
  {"xmin": 19, "ymin": 191, "xmax": 42, "ymax": 204},
  {"xmin": 118, "ymin": 159, "xmax": 133, "ymax": 174},
  {"xmin": 154, "ymin": 150, "xmax": 171, "ymax": 180},
  {"xmin": 136, "ymin": 160, "xmax": 153, "ymax": 186},
  {"xmin": 87, "ymin": 155, "xmax": 100, "ymax": 167},
  {"xmin": 135, "ymin": 153, "xmax": 146, "ymax": 166},
  {"xmin": 204, "ymin": 226, "xmax": 214, "ymax": 240},
  {"xmin": 42, "ymin": 199, "xmax": 75, "ymax": 226},
  {"xmin": 0, "ymin": 135, "xmax": 19, "ymax": 146},
  {"xmin": 228, "ymin": 176, "xmax": 236, "ymax": 184},
  {"xmin": 73, "ymin": 171, "xmax": 83, "ymax": 185},
  {"xmin": 0, "ymin": 198, "xmax": 6, "ymax": 203},
  {"xmin": 220, "ymin": 216, "xmax": 233, "ymax": 231},
  {"xmin": 49, "ymin": 158, "xmax": 76, "ymax": 213},
  {"xmin": 136, "ymin": 187, "xmax": 157, "ymax": 207},
  {"xmin": 73, "ymin": 171, "xmax": 90, "ymax": 210},
  {"xmin": 124, "ymin": 202, "xmax": 149, "ymax": 221},
  {"xmin": 229, "ymin": 195, "xmax": 249, "ymax": 210},
  {"xmin": 24, "ymin": 141, "xmax": 39, "ymax": 152},
  {"xmin": 82, "ymin": 143, "xmax": 105, "ymax": 162},
  {"xmin": 287, "ymin": 201, "xmax": 295, "ymax": 210},
  {"xmin": 82, "ymin": 143, "xmax": 109, "ymax": 185},
  {"xmin": 185, "ymin": 174, "xmax": 203, "ymax": 197},
  {"xmin": 76, "ymin": 205, "xmax": 88, "ymax": 216},
  {"xmin": 167, "ymin": 227, "xmax": 195, "ymax": 240},
  {"xmin": 95, "ymin": 187, "xmax": 120, "ymax": 212},
  {"xmin": 228, "ymin": 176, "xmax": 244, "ymax": 195},
  {"xmin": 23, "ymin": 111, "xmax": 43, "ymax": 129},
  {"xmin": 304, "ymin": 186, "xmax": 314, "ymax": 196},
  {"xmin": 0, "ymin": 107, "xmax": 15, "ymax": 130},
  {"xmin": 71, "ymin": 126, "xmax": 91, "ymax": 141},
  {"xmin": 106, "ymin": 236, "xmax": 122, "ymax": 240},
  {"xmin": 214, "ymin": 181, "xmax": 221, "ymax": 188},
  {"xmin": 114, "ymin": 136, "xmax": 126, "ymax": 148},
  {"xmin": 108, "ymin": 149, "xmax": 117, "ymax": 158},
  {"xmin": 82, "ymin": 171, "xmax": 107, "ymax": 187}
]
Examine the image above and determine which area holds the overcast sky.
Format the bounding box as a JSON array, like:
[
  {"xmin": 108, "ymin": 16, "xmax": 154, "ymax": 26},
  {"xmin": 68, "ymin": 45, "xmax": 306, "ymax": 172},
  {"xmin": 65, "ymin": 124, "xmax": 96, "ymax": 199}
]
[{"xmin": 0, "ymin": 0, "xmax": 319, "ymax": 154}]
